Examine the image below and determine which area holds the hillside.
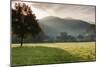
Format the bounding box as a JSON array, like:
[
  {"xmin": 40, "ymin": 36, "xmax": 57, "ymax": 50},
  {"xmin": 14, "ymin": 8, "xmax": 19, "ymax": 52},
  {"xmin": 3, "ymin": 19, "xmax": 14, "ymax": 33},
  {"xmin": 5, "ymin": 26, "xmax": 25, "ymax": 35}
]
[{"xmin": 39, "ymin": 16, "xmax": 95, "ymax": 38}]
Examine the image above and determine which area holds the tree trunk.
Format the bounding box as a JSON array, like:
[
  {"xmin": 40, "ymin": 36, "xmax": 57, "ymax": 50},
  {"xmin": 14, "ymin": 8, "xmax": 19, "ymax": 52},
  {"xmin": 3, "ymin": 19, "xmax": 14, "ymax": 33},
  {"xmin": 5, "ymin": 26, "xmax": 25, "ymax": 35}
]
[
  {"xmin": 20, "ymin": 34, "xmax": 24, "ymax": 47},
  {"xmin": 20, "ymin": 15, "xmax": 24, "ymax": 47}
]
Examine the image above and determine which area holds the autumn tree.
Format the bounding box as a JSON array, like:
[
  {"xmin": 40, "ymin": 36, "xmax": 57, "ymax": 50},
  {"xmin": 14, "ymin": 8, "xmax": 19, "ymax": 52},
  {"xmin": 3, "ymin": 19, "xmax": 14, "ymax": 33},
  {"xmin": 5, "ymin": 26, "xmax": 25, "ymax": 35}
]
[{"xmin": 12, "ymin": 3, "xmax": 42, "ymax": 46}]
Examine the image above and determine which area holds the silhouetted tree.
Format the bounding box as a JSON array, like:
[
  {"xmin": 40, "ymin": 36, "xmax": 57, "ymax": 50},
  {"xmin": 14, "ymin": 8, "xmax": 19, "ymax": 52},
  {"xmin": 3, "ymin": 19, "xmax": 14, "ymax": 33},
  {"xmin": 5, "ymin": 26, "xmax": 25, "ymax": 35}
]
[
  {"xmin": 77, "ymin": 34, "xmax": 84, "ymax": 41},
  {"xmin": 59, "ymin": 32, "xmax": 68, "ymax": 41},
  {"xmin": 12, "ymin": 3, "xmax": 42, "ymax": 46}
]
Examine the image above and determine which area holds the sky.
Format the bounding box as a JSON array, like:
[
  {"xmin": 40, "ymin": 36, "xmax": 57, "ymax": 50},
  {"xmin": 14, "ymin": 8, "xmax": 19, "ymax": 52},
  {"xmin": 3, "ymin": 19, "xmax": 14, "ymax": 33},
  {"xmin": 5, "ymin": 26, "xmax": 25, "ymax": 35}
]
[{"xmin": 12, "ymin": 1, "xmax": 96, "ymax": 24}]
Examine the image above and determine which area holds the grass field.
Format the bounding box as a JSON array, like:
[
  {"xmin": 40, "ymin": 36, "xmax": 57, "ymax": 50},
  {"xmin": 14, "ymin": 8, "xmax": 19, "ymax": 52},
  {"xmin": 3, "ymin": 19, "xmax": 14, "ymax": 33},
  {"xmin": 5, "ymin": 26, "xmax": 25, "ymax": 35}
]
[{"xmin": 11, "ymin": 42, "xmax": 96, "ymax": 66}]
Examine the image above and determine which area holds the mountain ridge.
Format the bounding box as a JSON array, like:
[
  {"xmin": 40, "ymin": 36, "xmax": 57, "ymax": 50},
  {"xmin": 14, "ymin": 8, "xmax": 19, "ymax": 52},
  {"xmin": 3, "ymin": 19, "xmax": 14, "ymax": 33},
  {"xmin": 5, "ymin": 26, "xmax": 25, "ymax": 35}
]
[{"xmin": 38, "ymin": 16, "xmax": 95, "ymax": 39}]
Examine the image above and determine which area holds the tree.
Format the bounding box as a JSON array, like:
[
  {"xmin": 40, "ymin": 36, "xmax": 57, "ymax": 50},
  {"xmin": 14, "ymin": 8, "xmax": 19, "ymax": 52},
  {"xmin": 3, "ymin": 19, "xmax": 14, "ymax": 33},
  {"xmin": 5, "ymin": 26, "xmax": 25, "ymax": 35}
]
[
  {"xmin": 60, "ymin": 32, "xmax": 68, "ymax": 41},
  {"xmin": 12, "ymin": 3, "xmax": 42, "ymax": 46},
  {"xmin": 77, "ymin": 34, "xmax": 84, "ymax": 41}
]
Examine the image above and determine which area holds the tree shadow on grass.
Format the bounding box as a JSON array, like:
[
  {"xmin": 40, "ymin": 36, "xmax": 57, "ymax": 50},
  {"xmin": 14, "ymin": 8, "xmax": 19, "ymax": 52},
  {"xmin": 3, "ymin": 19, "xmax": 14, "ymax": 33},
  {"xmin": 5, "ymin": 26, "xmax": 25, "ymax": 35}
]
[{"xmin": 11, "ymin": 46, "xmax": 93, "ymax": 67}]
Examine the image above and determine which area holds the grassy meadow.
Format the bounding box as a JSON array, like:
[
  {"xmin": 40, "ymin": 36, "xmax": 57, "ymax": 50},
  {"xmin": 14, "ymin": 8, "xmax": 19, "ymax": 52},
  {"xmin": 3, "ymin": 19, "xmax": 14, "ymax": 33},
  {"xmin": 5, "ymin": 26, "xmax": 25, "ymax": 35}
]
[{"xmin": 11, "ymin": 42, "xmax": 96, "ymax": 66}]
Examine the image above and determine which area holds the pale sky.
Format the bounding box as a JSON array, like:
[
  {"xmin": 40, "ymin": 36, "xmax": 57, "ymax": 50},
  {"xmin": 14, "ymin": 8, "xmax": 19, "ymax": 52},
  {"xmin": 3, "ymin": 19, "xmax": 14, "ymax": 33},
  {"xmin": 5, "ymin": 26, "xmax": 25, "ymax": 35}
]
[{"xmin": 12, "ymin": 1, "xmax": 96, "ymax": 24}]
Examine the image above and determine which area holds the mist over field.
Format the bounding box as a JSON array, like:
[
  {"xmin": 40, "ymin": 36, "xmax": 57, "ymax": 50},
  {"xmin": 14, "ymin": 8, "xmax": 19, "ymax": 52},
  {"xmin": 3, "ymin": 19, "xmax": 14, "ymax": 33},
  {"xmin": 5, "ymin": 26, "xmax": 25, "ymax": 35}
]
[{"xmin": 12, "ymin": 16, "xmax": 96, "ymax": 43}]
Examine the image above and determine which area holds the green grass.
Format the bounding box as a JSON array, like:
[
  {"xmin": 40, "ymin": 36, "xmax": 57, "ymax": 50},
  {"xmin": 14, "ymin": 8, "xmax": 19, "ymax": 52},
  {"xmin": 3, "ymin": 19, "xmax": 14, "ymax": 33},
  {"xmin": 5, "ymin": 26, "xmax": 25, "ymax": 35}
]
[{"xmin": 11, "ymin": 42, "xmax": 96, "ymax": 66}]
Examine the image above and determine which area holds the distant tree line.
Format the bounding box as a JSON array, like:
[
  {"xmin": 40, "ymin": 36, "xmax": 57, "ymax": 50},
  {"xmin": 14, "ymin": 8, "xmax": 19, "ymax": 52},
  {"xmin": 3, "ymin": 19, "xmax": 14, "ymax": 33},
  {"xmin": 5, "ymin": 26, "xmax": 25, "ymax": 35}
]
[
  {"xmin": 12, "ymin": 31, "xmax": 96, "ymax": 43},
  {"xmin": 55, "ymin": 32, "xmax": 95, "ymax": 42}
]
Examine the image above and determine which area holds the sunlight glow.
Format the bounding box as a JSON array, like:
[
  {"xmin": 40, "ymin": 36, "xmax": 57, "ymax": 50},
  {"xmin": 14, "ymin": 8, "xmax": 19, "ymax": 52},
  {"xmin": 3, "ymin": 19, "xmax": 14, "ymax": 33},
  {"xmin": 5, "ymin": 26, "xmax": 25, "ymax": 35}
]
[
  {"xmin": 31, "ymin": 7, "xmax": 50, "ymax": 19},
  {"xmin": 12, "ymin": 1, "xmax": 50, "ymax": 19}
]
